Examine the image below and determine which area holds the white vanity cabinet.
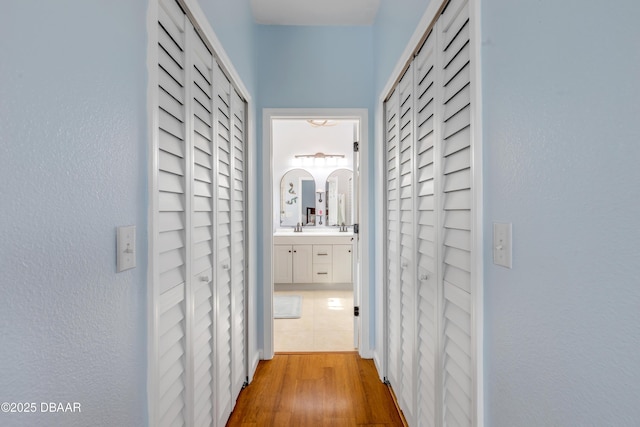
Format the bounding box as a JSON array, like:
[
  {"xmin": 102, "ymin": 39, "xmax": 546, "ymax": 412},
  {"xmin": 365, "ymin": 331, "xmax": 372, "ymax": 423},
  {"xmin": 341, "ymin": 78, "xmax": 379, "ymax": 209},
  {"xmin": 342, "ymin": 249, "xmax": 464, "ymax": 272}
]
[
  {"xmin": 273, "ymin": 245, "xmax": 313, "ymax": 283},
  {"xmin": 273, "ymin": 233, "xmax": 353, "ymax": 284},
  {"xmin": 312, "ymin": 245, "xmax": 333, "ymax": 283},
  {"xmin": 273, "ymin": 245, "xmax": 293, "ymax": 283},
  {"xmin": 292, "ymin": 245, "xmax": 313, "ymax": 283},
  {"xmin": 332, "ymin": 245, "xmax": 352, "ymax": 283}
]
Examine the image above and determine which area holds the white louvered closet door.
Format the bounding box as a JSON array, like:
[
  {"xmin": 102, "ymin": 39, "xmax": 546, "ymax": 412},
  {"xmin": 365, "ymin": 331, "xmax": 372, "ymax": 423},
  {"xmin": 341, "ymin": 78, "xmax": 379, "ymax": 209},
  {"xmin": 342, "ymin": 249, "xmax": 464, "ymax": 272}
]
[
  {"xmin": 230, "ymin": 88, "xmax": 247, "ymax": 400},
  {"xmin": 398, "ymin": 65, "xmax": 416, "ymax": 426},
  {"xmin": 151, "ymin": 0, "xmax": 248, "ymax": 425},
  {"xmin": 415, "ymin": 28, "xmax": 439, "ymax": 427},
  {"xmin": 190, "ymin": 29, "xmax": 216, "ymax": 427},
  {"xmin": 438, "ymin": 0, "xmax": 473, "ymax": 425},
  {"xmin": 156, "ymin": 0, "xmax": 189, "ymax": 424},
  {"xmin": 214, "ymin": 63, "xmax": 234, "ymax": 427},
  {"xmin": 383, "ymin": 0, "xmax": 476, "ymax": 425},
  {"xmin": 385, "ymin": 88, "xmax": 401, "ymax": 393}
]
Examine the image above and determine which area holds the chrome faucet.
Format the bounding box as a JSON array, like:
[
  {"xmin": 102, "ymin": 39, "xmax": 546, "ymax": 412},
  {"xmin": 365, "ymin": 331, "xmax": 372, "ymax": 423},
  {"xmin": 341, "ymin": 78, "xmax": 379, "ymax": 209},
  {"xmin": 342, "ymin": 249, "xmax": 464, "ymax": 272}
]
[{"xmin": 294, "ymin": 222, "xmax": 303, "ymax": 232}]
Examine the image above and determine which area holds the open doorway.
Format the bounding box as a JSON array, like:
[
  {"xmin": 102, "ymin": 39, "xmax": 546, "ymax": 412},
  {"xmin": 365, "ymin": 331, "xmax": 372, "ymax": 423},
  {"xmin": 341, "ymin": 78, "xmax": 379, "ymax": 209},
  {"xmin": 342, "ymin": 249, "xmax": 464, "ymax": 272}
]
[
  {"xmin": 272, "ymin": 118, "xmax": 357, "ymax": 352},
  {"xmin": 261, "ymin": 108, "xmax": 370, "ymax": 359}
]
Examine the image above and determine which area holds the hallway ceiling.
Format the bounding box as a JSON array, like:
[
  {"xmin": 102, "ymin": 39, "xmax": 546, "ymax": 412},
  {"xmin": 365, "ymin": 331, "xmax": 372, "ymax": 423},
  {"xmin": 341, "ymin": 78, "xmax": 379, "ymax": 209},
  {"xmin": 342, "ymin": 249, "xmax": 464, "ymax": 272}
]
[{"xmin": 250, "ymin": 0, "xmax": 381, "ymax": 26}]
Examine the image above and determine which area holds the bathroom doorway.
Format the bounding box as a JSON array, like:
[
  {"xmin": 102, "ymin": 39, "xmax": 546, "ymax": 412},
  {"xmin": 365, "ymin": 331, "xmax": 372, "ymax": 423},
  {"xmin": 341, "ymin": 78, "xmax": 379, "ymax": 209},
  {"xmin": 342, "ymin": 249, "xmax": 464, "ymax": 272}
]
[{"xmin": 261, "ymin": 108, "xmax": 371, "ymax": 358}]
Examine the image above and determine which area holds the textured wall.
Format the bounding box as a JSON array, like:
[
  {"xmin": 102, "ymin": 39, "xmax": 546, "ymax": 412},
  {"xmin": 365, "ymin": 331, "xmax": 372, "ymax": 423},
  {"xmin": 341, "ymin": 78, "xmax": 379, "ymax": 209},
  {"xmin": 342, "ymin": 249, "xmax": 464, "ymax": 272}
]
[
  {"xmin": 256, "ymin": 25, "xmax": 375, "ymax": 109},
  {"xmin": 0, "ymin": 1, "xmax": 148, "ymax": 426},
  {"xmin": 482, "ymin": 0, "xmax": 640, "ymax": 425},
  {"xmin": 373, "ymin": 0, "xmax": 431, "ymax": 96}
]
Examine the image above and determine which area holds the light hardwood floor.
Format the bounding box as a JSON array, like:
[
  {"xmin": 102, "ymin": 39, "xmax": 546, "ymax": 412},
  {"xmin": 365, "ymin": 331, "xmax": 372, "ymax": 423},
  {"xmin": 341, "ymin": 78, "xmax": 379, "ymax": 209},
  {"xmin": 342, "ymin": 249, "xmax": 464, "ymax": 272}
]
[{"xmin": 226, "ymin": 353, "xmax": 405, "ymax": 427}]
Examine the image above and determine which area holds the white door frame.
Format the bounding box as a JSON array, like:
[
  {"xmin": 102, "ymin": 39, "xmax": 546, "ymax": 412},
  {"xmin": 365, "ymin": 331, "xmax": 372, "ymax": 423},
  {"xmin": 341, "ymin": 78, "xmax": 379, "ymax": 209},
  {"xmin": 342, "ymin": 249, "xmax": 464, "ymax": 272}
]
[{"xmin": 261, "ymin": 108, "xmax": 371, "ymax": 359}]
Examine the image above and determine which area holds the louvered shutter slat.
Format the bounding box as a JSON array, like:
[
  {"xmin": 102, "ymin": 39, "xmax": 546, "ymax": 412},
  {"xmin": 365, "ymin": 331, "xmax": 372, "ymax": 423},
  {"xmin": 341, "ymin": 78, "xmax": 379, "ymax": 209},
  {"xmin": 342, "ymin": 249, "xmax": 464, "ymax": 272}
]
[
  {"xmin": 159, "ymin": 130, "xmax": 185, "ymax": 159},
  {"xmin": 159, "ymin": 150, "xmax": 185, "ymax": 177},
  {"xmin": 159, "ymin": 170, "xmax": 185, "ymax": 194},
  {"xmin": 158, "ymin": 28, "xmax": 184, "ymax": 71}
]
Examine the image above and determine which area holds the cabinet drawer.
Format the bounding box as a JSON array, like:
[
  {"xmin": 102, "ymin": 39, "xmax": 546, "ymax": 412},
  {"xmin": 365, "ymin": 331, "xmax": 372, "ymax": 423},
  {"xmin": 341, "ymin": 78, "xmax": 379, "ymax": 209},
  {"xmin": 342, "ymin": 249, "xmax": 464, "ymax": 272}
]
[
  {"xmin": 312, "ymin": 263, "xmax": 333, "ymax": 283},
  {"xmin": 313, "ymin": 245, "xmax": 333, "ymax": 263}
]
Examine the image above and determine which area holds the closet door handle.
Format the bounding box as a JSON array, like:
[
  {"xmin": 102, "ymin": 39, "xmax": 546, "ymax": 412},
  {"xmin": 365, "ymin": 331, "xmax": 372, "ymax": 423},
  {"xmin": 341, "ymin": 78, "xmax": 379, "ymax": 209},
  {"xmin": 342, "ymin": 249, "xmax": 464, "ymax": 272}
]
[
  {"xmin": 420, "ymin": 274, "xmax": 429, "ymax": 281},
  {"xmin": 199, "ymin": 276, "xmax": 210, "ymax": 283}
]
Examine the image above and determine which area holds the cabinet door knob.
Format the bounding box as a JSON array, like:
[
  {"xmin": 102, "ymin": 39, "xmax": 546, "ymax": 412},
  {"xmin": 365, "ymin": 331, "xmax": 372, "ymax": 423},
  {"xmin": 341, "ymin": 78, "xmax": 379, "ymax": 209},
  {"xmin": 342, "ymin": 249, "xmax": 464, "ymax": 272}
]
[
  {"xmin": 420, "ymin": 274, "xmax": 429, "ymax": 281},
  {"xmin": 288, "ymin": 250, "xmax": 292, "ymax": 253}
]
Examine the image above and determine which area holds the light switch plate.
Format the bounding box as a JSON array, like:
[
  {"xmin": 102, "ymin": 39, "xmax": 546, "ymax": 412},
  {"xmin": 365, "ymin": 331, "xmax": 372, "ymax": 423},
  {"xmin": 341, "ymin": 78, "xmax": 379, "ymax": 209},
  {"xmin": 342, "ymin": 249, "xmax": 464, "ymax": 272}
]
[
  {"xmin": 117, "ymin": 225, "xmax": 136, "ymax": 272},
  {"xmin": 493, "ymin": 222, "xmax": 512, "ymax": 268}
]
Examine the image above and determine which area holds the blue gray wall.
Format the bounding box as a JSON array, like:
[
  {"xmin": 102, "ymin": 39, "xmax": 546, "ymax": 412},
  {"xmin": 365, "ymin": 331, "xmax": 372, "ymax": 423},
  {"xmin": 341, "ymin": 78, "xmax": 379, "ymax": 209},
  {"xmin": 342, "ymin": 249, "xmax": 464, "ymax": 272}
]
[
  {"xmin": 0, "ymin": 1, "xmax": 148, "ymax": 426},
  {"xmin": 482, "ymin": 0, "xmax": 640, "ymax": 425},
  {"xmin": 254, "ymin": 24, "xmax": 375, "ymax": 350},
  {"xmin": 373, "ymin": 0, "xmax": 430, "ymax": 96}
]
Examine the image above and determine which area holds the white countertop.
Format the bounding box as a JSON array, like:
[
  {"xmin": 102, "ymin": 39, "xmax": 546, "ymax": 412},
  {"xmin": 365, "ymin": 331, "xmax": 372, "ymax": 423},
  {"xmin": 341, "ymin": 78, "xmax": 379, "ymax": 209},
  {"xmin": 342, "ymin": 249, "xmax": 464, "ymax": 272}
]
[
  {"xmin": 273, "ymin": 227, "xmax": 353, "ymax": 238},
  {"xmin": 273, "ymin": 230, "xmax": 354, "ymax": 238}
]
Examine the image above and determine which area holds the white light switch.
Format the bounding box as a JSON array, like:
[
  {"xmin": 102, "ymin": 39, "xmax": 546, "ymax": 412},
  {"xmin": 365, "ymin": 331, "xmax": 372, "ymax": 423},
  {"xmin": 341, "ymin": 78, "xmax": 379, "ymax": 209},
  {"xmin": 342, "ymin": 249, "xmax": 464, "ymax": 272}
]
[
  {"xmin": 117, "ymin": 225, "xmax": 136, "ymax": 272},
  {"xmin": 493, "ymin": 222, "xmax": 512, "ymax": 268}
]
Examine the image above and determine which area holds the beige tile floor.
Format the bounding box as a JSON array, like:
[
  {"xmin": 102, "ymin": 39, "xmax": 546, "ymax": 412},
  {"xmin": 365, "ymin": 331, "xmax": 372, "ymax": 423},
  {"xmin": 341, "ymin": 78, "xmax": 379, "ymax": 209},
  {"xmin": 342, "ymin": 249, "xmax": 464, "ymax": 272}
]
[{"xmin": 274, "ymin": 289, "xmax": 355, "ymax": 352}]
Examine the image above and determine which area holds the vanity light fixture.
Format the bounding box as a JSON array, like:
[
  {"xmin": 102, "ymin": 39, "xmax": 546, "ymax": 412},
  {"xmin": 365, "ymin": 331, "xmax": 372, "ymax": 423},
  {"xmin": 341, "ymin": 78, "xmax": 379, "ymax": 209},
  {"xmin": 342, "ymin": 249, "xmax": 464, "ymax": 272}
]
[{"xmin": 294, "ymin": 152, "xmax": 345, "ymax": 160}]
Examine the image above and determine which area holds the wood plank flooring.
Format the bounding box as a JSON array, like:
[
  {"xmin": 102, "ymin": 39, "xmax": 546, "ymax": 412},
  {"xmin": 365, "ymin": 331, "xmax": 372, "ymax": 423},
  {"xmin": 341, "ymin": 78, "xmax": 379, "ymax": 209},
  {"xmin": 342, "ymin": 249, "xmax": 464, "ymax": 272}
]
[{"xmin": 226, "ymin": 352, "xmax": 405, "ymax": 427}]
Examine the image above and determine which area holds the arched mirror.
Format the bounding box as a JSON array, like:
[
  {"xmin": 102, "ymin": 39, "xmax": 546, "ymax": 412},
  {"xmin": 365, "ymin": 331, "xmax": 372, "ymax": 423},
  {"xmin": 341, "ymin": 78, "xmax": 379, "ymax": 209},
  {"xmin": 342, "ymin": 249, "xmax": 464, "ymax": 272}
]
[
  {"xmin": 280, "ymin": 168, "xmax": 315, "ymax": 227},
  {"xmin": 325, "ymin": 168, "xmax": 353, "ymax": 226}
]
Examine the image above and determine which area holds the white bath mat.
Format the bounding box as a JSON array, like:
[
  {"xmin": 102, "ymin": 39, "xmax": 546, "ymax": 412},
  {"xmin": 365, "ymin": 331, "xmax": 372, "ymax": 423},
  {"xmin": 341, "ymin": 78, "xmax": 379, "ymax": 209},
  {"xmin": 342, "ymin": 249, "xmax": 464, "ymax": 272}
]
[{"xmin": 274, "ymin": 295, "xmax": 302, "ymax": 319}]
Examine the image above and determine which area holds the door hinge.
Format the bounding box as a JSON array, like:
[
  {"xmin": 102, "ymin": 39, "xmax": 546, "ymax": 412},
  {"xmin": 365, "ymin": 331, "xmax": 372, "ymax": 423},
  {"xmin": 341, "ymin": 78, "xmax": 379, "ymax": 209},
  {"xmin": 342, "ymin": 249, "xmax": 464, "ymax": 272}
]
[
  {"xmin": 354, "ymin": 306, "xmax": 360, "ymax": 317},
  {"xmin": 353, "ymin": 223, "xmax": 359, "ymax": 234},
  {"xmin": 353, "ymin": 141, "xmax": 359, "ymax": 152}
]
